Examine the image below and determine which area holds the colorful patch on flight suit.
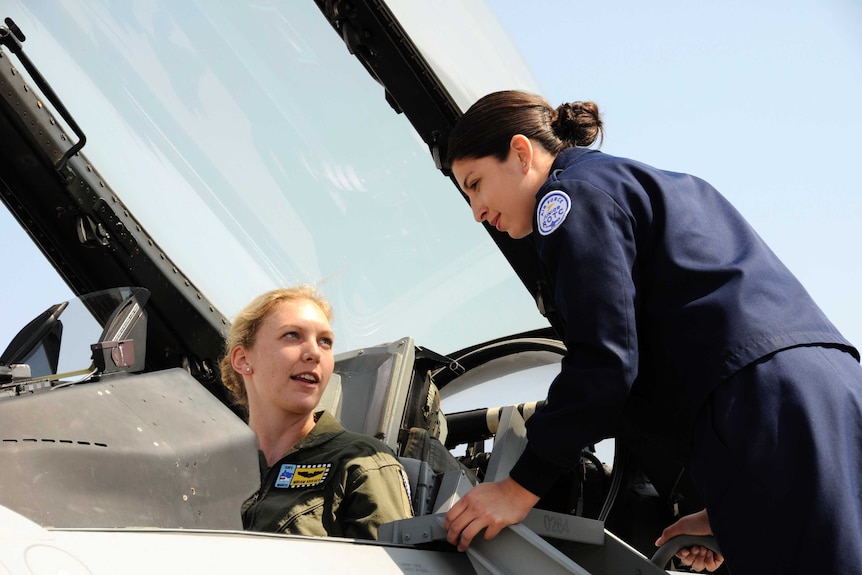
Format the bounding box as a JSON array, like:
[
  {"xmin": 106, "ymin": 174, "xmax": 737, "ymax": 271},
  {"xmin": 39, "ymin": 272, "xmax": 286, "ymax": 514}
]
[
  {"xmin": 274, "ymin": 463, "xmax": 332, "ymax": 488},
  {"xmin": 537, "ymin": 190, "xmax": 571, "ymax": 236}
]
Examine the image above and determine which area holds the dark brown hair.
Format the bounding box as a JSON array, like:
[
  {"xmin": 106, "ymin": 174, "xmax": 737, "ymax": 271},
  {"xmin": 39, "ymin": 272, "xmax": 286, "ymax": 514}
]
[{"xmin": 447, "ymin": 90, "xmax": 603, "ymax": 165}]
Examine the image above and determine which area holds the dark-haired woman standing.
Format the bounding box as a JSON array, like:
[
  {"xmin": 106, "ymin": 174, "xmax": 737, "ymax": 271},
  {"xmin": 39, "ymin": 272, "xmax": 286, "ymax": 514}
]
[{"xmin": 442, "ymin": 90, "xmax": 862, "ymax": 574}]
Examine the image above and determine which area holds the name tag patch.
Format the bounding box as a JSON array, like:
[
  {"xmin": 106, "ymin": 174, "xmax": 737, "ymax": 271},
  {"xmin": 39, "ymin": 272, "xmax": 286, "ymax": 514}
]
[
  {"xmin": 537, "ymin": 190, "xmax": 571, "ymax": 235},
  {"xmin": 274, "ymin": 463, "xmax": 332, "ymax": 488}
]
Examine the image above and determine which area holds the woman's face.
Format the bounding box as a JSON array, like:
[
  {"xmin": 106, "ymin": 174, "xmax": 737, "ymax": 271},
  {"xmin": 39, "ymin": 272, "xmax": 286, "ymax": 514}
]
[
  {"xmin": 242, "ymin": 299, "xmax": 335, "ymax": 419},
  {"xmin": 451, "ymin": 146, "xmax": 541, "ymax": 240}
]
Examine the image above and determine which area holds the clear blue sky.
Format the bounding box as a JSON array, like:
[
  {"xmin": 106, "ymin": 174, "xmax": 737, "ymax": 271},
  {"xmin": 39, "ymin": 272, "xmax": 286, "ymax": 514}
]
[
  {"xmin": 2, "ymin": 0, "xmax": 861, "ymax": 354},
  {"xmin": 490, "ymin": 0, "xmax": 862, "ymax": 349}
]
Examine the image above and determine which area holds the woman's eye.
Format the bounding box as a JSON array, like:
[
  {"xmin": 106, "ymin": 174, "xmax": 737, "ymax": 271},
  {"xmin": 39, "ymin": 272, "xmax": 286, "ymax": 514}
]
[
  {"xmin": 319, "ymin": 337, "xmax": 334, "ymax": 349},
  {"xmin": 283, "ymin": 331, "xmax": 299, "ymax": 340}
]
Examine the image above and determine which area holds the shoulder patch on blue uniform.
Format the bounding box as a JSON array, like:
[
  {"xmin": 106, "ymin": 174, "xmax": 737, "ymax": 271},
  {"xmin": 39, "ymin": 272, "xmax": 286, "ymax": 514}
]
[{"xmin": 537, "ymin": 190, "xmax": 571, "ymax": 236}]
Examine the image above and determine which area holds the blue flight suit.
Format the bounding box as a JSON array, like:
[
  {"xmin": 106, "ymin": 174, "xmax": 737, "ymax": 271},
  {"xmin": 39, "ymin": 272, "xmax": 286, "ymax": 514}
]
[{"xmin": 508, "ymin": 147, "xmax": 862, "ymax": 574}]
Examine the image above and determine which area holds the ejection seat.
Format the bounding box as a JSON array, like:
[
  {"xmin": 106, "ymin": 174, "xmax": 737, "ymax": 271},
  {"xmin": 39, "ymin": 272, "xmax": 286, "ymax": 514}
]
[{"xmin": 326, "ymin": 337, "xmax": 471, "ymax": 517}]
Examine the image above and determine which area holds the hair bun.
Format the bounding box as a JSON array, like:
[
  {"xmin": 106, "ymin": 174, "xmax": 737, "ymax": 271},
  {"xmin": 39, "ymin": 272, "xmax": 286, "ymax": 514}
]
[{"xmin": 552, "ymin": 101, "xmax": 603, "ymax": 147}]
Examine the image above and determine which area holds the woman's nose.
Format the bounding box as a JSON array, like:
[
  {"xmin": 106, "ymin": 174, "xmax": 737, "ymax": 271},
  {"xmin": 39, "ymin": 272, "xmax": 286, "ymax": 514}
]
[
  {"xmin": 471, "ymin": 201, "xmax": 487, "ymax": 223},
  {"xmin": 302, "ymin": 342, "xmax": 321, "ymax": 362}
]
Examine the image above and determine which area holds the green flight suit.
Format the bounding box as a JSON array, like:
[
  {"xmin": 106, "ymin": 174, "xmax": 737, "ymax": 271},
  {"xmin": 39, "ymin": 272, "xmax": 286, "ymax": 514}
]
[{"xmin": 242, "ymin": 410, "xmax": 413, "ymax": 539}]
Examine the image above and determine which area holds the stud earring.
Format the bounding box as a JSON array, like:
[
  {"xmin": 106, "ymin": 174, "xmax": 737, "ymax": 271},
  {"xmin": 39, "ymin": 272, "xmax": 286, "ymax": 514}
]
[
  {"xmin": 244, "ymin": 366, "xmax": 251, "ymax": 373},
  {"xmin": 522, "ymin": 162, "xmax": 527, "ymax": 167}
]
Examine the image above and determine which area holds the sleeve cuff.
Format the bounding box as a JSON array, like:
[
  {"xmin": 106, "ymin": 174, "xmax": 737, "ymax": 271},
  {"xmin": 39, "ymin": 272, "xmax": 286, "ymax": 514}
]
[{"xmin": 508, "ymin": 444, "xmax": 568, "ymax": 498}]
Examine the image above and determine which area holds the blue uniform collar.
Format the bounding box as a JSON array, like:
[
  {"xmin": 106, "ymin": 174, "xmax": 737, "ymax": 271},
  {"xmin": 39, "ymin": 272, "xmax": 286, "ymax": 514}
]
[
  {"xmin": 535, "ymin": 147, "xmax": 594, "ymax": 205},
  {"xmin": 548, "ymin": 147, "xmax": 594, "ymax": 181}
]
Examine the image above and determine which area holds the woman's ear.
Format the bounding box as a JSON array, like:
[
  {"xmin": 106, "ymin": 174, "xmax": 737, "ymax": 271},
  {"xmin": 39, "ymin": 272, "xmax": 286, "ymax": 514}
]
[
  {"xmin": 510, "ymin": 134, "xmax": 533, "ymax": 170},
  {"xmin": 230, "ymin": 346, "xmax": 249, "ymax": 375}
]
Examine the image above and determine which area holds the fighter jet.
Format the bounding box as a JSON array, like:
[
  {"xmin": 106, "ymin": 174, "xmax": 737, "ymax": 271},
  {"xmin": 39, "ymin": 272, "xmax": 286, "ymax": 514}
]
[{"xmin": 0, "ymin": 2, "xmax": 717, "ymax": 573}]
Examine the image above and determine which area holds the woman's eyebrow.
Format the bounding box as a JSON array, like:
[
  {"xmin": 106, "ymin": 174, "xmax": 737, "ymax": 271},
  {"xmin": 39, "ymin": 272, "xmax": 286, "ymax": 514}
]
[{"xmin": 461, "ymin": 171, "xmax": 473, "ymax": 191}]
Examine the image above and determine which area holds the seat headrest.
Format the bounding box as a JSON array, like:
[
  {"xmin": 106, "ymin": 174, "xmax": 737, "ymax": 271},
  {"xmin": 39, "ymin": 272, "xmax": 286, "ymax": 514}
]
[{"xmin": 317, "ymin": 372, "xmax": 343, "ymax": 418}]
